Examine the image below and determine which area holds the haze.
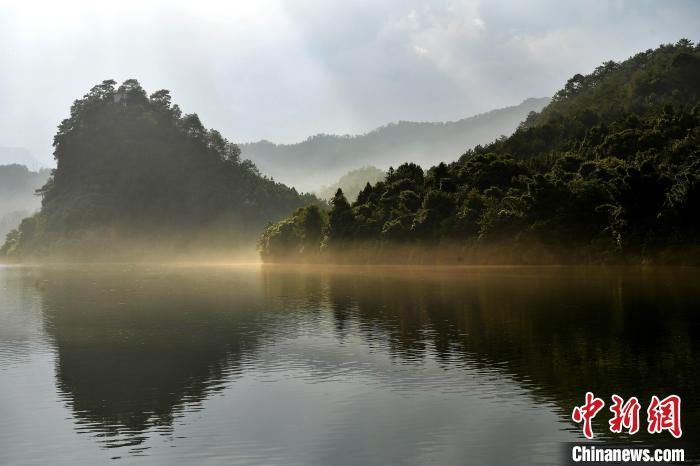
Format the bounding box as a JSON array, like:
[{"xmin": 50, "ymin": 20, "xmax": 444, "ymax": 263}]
[{"xmin": 1, "ymin": 0, "xmax": 698, "ymax": 168}]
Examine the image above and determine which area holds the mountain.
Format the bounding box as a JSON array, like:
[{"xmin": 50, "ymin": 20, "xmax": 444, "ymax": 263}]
[
  {"xmin": 1, "ymin": 79, "xmax": 318, "ymax": 259},
  {"xmin": 0, "ymin": 147, "xmax": 39, "ymax": 170},
  {"xmin": 259, "ymin": 39, "xmax": 700, "ymax": 265},
  {"xmin": 240, "ymin": 97, "xmax": 550, "ymax": 192},
  {"xmin": 0, "ymin": 164, "xmax": 51, "ymax": 239},
  {"xmin": 318, "ymin": 166, "xmax": 386, "ymax": 201}
]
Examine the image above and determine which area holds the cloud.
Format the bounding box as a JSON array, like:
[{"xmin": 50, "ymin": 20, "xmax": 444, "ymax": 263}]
[{"xmin": 0, "ymin": 0, "xmax": 698, "ymax": 168}]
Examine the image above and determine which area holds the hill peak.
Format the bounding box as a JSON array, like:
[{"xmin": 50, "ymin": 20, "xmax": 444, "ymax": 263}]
[{"xmin": 240, "ymin": 97, "xmax": 550, "ymax": 192}]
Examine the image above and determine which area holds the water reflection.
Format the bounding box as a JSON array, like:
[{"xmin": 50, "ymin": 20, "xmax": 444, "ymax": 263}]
[
  {"xmin": 262, "ymin": 266, "xmax": 700, "ymax": 444},
  {"xmin": 0, "ymin": 266, "xmax": 48, "ymax": 367},
  {"xmin": 37, "ymin": 265, "xmax": 271, "ymax": 450},
  {"xmin": 15, "ymin": 265, "xmax": 700, "ymax": 461}
]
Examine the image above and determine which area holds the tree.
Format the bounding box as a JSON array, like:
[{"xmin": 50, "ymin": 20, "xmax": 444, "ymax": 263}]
[
  {"xmin": 257, "ymin": 41, "xmax": 700, "ymax": 264},
  {"xmin": 325, "ymin": 189, "xmax": 355, "ymax": 244},
  {"xmin": 3, "ymin": 79, "xmax": 320, "ymax": 258}
]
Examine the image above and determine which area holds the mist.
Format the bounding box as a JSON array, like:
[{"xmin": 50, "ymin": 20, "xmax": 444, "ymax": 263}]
[
  {"xmin": 0, "ymin": 165, "xmax": 50, "ymax": 239},
  {"xmin": 1, "ymin": 0, "xmax": 698, "ymax": 172},
  {"xmin": 1, "ymin": 3, "xmax": 700, "ymax": 465},
  {"xmin": 241, "ymin": 97, "xmax": 548, "ymax": 191}
]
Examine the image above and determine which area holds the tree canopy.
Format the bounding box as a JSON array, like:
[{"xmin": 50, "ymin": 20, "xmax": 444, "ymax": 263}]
[
  {"xmin": 1, "ymin": 79, "xmax": 318, "ymax": 258},
  {"xmin": 259, "ymin": 40, "xmax": 700, "ymax": 265}
]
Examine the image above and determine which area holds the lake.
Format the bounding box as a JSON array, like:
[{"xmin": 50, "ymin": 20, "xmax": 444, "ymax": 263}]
[{"xmin": 1, "ymin": 264, "xmax": 698, "ymax": 465}]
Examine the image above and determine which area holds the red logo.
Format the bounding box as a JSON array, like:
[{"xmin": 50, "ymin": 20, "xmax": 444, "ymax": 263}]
[
  {"xmin": 647, "ymin": 395, "xmax": 682, "ymax": 438},
  {"xmin": 609, "ymin": 395, "xmax": 641, "ymax": 435},
  {"xmin": 572, "ymin": 392, "xmax": 605, "ymax": 439},
  {"xmin": 572, "ymin": 393, "xmax": 682, "ymax": 439}
]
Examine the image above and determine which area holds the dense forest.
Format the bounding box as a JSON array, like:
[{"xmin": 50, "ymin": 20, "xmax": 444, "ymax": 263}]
[
  {"xmin": 1, "ymin": 80, "xmax": 318, "ymax": 259},
  {"xmin": 241, "ymin": 97, "xmax": 549, "ymax": 192},
  {"xmin": 259, "ymin": 40, "xmax": 700, "ymax": 265},
  {"xmin": 318, "ymin": 166, "xmax": 386, "ymax": 201},
  {"xmin": 0, "ymin": 164, "xmax": 51, "ymax": 239}
]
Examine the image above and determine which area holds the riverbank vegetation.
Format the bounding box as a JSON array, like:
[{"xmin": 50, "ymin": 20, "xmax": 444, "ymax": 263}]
[{"xmin": 259, "ymin": 40, "xmax": 700, "ymax": 265}]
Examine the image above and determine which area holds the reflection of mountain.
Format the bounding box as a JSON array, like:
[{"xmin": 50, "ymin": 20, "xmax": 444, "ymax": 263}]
[
  {"xmin": 262, "ymin": 266, "xmax": 700, "ymax": 445},
  {"xmin": 37, "ymin": 266, "xmax": 271, "ymax": 448},
  {"xmin": 0, "ymin": 267, "xmax": 47, "ymax": 367},
  {"xmin": 35, "ymin": 265, "xmax": 700, "ymax": 455}
]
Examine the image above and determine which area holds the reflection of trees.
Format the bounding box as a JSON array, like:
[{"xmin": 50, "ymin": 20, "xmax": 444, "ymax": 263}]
[
  {"xmin": 38, "ymin": 265, "xmax": 700, "ymax": 451},
  {"xmin": 38, "ymin": 266, "xmax": 269, "ymax": 449},
  {"xmin": 264, "ymin": 266, "xmax": 700, "ymax": 444}
]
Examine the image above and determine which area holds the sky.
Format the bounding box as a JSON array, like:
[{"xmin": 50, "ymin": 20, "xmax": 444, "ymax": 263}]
[{"xmin": 1, "ymin": 0, "xmax": 698, "ymax": 168}]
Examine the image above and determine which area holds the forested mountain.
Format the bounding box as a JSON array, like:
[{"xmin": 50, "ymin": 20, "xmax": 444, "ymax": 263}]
[
  {"xmin": 1, "ymin": 80, "xmax": 318, "ymax": 259},
  {"xmin": 318, "ymin": 166, "xmax": 386, "ymax": 201},
  {"xmin": 0, "ymin": 147, "xmax": 39, "ymax": 169},
  {"xmin": 240, "ymin": 97, "xmax": 549, "ymax": 192},
  {"xmin": 0, "ymin": 164, "xmax": 51, "ymax": 239},
  {"xmin": 259, "ymin": 40, "xmax": 700, "ymax": 265}
]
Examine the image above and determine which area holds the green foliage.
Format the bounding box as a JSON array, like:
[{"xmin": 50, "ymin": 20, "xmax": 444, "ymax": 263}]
[
  {"xmin": 260, "ymin": 40, "xmax": 700, "ymax": 264},
  {"xmin": 325, "ymin": 189, "xmax": 355, "ymax": 245},
  {"xmin": 258, "ymin": 205, "xmax": 326, "ymax": 262},
  {"xmin": 2, "ymin": 79, "xmax": 319, "ymax": 258},
  {"xmin": 0, "ymin": 212, "xmax": 45, "ymax": 256}
]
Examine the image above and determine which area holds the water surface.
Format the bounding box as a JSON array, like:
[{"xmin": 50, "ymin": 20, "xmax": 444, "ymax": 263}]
[{"xmin": 1, "ymin": 264, "xmax": 698, "ymax": 465}]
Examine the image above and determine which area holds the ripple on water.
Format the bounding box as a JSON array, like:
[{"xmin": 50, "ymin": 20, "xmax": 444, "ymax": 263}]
[{"xmin": 1, "ymin": 265, "xmax": 698, "ymax": 464}]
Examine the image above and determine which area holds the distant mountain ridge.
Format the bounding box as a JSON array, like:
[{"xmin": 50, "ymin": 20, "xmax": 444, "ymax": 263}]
[
  {"xmin": 318, "ymin": 166, "xmax": 386, "ymax": 201},
  {"xmin": 258, "ymin": 39, "xmax": 700, "ymax": 265},
  {"xmin": 0, "ymin": 164, "xmax": 51, "ymax": 239},
  {"xmin": 240, "ymin": 97, "xmax": 550, "ymax": 192},
  {"xmin": 0, "ymin": 147, "xmax": 40, "ymax": 170}
]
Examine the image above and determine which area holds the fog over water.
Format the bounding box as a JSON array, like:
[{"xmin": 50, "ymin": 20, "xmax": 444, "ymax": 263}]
[
  {"xmin": 1, "ymin": 264, "xmax": 698, "ymax": 464},
  {"xmin": 1, "ymin": 3, "xmax": 699, "ymax": 464}
]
